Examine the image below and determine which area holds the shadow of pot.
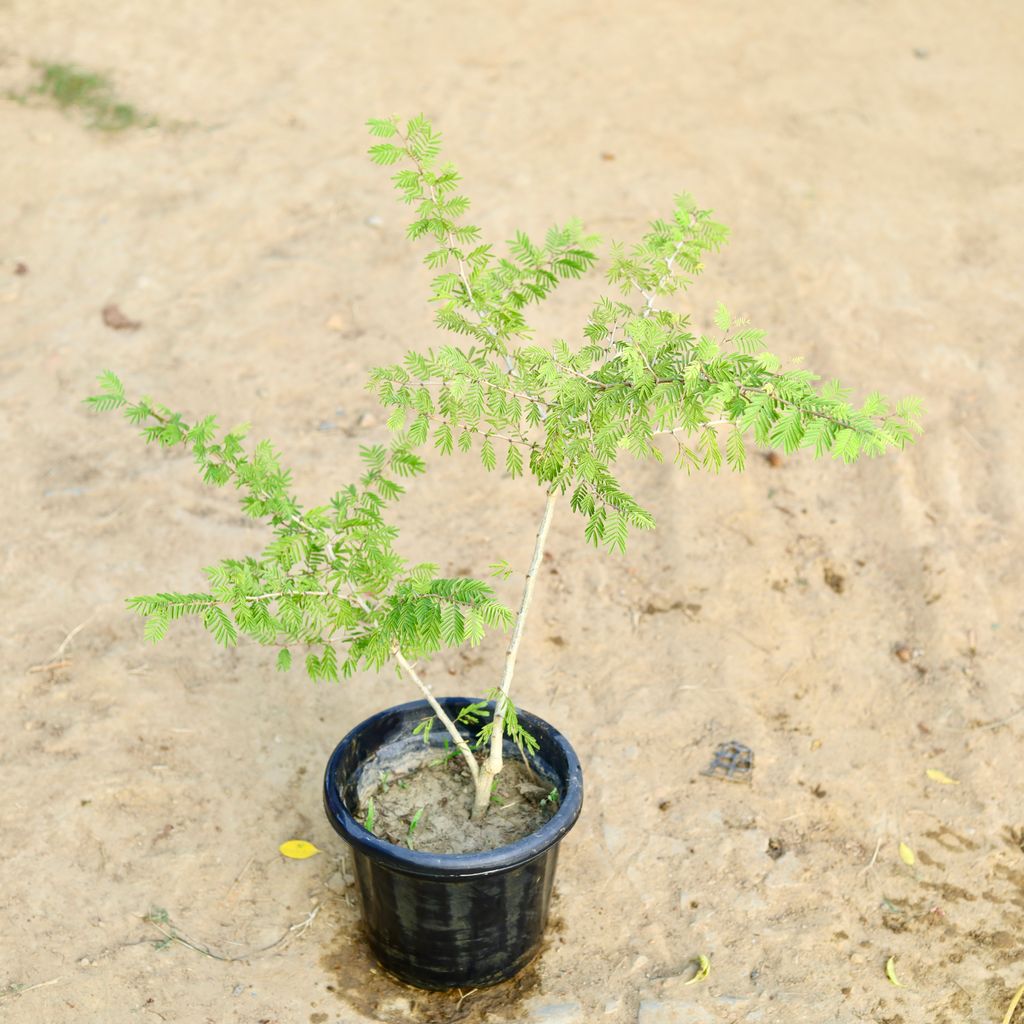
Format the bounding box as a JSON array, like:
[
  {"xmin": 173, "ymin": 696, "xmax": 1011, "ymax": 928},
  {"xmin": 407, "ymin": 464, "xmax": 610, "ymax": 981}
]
[{"xmin": 323, "ymin": 697, "xmax": 584, "ymax": 991}]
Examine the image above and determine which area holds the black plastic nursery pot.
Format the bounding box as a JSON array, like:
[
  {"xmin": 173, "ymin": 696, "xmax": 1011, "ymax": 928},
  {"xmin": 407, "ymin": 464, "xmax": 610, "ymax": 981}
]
[{"xmin": 322, "ymin": 697, "xmax": 584, "ymax": 991}]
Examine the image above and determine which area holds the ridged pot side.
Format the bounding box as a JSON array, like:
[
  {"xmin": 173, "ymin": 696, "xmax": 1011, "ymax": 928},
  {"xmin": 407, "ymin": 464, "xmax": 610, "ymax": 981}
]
[{"xmin": 323, "ymin": 697, "xmax": 584, "ymax": 990}]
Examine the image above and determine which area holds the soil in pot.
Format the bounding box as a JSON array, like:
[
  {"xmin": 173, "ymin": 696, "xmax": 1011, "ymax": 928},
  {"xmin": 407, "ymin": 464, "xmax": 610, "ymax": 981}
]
[{"xmin": 357, "ymin": 746, "xmax": 556, "ymax": 854}]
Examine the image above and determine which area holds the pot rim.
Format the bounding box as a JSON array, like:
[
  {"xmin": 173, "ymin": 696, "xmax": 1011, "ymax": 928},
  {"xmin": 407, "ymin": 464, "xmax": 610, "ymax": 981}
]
[{"xmin": 323, "ymin": 697, "xmax": 583, "ymax": 879}]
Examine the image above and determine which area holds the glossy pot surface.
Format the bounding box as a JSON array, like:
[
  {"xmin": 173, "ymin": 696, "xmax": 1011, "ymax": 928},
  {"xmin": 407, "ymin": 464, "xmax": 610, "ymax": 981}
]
[{"xmin": 323, "ymin": 697, "xmax": 583, "ymax": 990}]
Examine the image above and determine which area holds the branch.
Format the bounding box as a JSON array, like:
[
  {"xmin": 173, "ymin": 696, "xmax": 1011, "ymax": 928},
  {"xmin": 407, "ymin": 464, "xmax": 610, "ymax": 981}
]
[
  {"xmin": 472, "ymin": 488, "xmax": 558, "ymax": 817},
  {"xmin": 393, "ymin": 650, "xmax": 479, "ymax": 783},
  {"xmin": 640, "ymin": 237, "xmax": 686, "ymax": 317}
]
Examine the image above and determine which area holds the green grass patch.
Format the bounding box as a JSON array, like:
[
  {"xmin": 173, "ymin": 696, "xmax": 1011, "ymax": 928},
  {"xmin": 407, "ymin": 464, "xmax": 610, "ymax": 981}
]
[{"xmin": 12, "ymin": 62, "xmax": 157, "ymax": 131}]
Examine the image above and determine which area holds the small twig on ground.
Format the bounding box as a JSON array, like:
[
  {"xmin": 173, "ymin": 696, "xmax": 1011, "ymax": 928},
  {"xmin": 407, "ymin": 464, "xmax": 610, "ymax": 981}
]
[
  {"xmin": 455, "ymin": 987, "xmax": 478, "ymax": 1011},
  {"xmin": 53, "ymin": 618, "xmax": 91, "ymax": 660},
  {"xmin": 225, "ymin": 855, "xmax": 255, "ymax": 897},
  {"xmin": 969, "ymin": 706, "xmax": 1024, "ymax": 731},
  {"xmin": 860, "ymin": 836, "xmax": 883, "ymax": 876},
  {"xmin": 143, "ymin": 903, "xmax": 320, "ymax": 962},
  {"xmin": 28, "ymin": 659, "xmax": 72, "ymax": 674},
  {"xmin": 0, "ymin": 977, "xmax": 64, "ymax": 1000},
  {"xmin": 28, "ymin": 616, "xmax": 92, "ymax": 673},
  {"xmin": 935, "ymin": 704, "xmax": 1024, "ymax": 733}
]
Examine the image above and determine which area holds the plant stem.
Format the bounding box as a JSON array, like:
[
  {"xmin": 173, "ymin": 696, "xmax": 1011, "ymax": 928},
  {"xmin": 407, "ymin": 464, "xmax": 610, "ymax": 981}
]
[
  {"xmin": 394, "ymin": 650, "xmax": 479, "ymax": 784},
  {"xmin": 471, "ymin": 488, "xmax": 558, "ymax": 819}
]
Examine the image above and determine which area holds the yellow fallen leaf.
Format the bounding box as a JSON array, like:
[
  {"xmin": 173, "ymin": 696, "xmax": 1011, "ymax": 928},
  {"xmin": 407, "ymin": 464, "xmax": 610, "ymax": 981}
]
[
  {"xmin": 926, "ymin": 768, "xmax": 959, "ymax": 785},
  {"xmin": 898, "ymin": 842, "xmax": 915, "ymax": 866},
  {"xmin": 885, "ymin": 955, "xmax": 905, "ymax": 987},
  {"xmin": 279, "ymin": 839, "xmax": 321, "ymax": 860},
  {"xmin": 684, "ymin": 954, "xmax": 710, "ymax": 986},
  {"xmin": 1001, "ymin": 981, "xmax": 1024, "ymax": 1024}
]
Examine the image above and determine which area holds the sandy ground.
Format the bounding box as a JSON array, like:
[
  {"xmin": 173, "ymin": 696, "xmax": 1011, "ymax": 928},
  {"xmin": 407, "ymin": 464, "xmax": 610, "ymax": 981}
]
[{"xmin": 2, "ymin": 1, "xmax": 1023, "ymax": 1022}]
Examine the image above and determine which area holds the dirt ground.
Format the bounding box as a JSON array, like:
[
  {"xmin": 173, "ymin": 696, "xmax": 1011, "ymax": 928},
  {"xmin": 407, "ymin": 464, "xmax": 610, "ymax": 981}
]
[{"xmin": 2, "ymin": 1, "xmax": 1023, "ymax": 1022}]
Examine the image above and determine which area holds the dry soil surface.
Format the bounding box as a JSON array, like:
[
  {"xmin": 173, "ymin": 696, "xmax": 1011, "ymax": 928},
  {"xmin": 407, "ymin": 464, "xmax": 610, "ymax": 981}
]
[{"xmin": 2, "ymin": 2, "xmax": 1023, "ymax": 1023}]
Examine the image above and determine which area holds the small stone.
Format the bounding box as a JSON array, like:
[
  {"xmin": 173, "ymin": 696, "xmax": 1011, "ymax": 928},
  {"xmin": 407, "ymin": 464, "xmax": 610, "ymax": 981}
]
[
  {"xmin": 324, "ymin": 313, "xmax": 346, "ymax": 332},
  {"xmin": 894, "ymin": 643, "xmax": 913, "ymax": 662},
  {"xmin": 232, "ymin": 984, "xmax": 245, "ymax": 996},
  {"xmin": 376, "ymin": 996, "xmax": 412, "ymax": 1017},
  {"xmin": 101, "ymin": 303, "xmax": 142, "ymax": 331},
  {"xmin": 527, "ymin": 1000, "xmax": 584, "ymax": 1023},
  {"xmin": 765, "ymin": 451, "xmax": 783, "ymax": 468},
  {"xmin": 365, "ymin": 214, "xmax": 383, "ymax": 228},
  {"xmin": 638, "ymin": 1000, "xmax": 715, "ymax": 1024},
  {"xmin": 357, "ymin": 412, "xmax": 377, "ymax": 429}
]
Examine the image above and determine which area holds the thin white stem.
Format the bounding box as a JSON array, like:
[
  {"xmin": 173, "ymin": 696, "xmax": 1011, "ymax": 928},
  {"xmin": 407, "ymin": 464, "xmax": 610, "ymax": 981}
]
[
  {"xmin": 651, "ymin": 420, "xmax": 729, "ymax": 436},
  {"xmin": 394, "ymin": 650, "xmax": 479, "ymax": 783},
  {"xmin": 421, "ymin": 373, "xmax": 541, "ymax": 410},
  {"xmin": 245, "ymin": 590, "xmax": 330, "ymax": 603},
  {"xmin": 641, "ymin": 238, "xmax": 686, "ymax": 317},
  {"xmin": 472, "ymin": 488, "xmax": 558, "ymax": 817},
  {"xmin": 348, "ymin": 582, "xmax": 476, "ymax": 781}
]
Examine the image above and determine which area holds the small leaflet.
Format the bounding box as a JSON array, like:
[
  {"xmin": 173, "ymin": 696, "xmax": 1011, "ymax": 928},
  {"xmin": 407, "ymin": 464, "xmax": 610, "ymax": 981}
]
[
  {"xmin": 898, "ymin": 842, "xmax": 915, "ymax": 866},
  {"xmin": 885, "ymin": 956, "xmax": 905, "ymax": 988},
  {"xmin": 684, "ymin": 954, "xmax": 710, "ymax": 986},
  {"xmin": 278, "ymin": 839, "xmax": 321, "ymax": 860},
  {"xmin": 926, "ymin": 768, "xmax": 960, "ymax": 785}
]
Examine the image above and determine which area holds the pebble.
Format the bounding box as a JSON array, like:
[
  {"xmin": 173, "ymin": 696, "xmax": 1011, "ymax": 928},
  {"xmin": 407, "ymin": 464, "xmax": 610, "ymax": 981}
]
[
  {"xmin": 527, "ymin": 1001, "xmax": 584, "ymax": 1023},
  {"xmin": 375, "ymin": 996, "xmax": 412, "ymax": 1017},
  {"xmin": 357, "ymin": 412, "xmax": 377, "ymax": 429},
  {"xmin": 637, "ymin": 1000, "xmax": 715, "ymax": 1024}
]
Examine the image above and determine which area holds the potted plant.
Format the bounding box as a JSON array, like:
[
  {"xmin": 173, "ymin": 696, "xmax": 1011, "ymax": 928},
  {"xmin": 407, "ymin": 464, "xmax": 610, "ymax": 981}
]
[{"xmin": 87, "ymin": 114, "xmax": 921, "ymax": 991}]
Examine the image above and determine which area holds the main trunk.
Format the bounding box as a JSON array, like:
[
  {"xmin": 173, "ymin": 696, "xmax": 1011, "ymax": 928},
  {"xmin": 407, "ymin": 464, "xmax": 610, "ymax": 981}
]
[
  {"xmin": 471, "ymin": 763, "xmax": 496, "ymax": 820},
  {"xmin": 472, "ymin": 489, "xmax": 559, "ymax": 822}
]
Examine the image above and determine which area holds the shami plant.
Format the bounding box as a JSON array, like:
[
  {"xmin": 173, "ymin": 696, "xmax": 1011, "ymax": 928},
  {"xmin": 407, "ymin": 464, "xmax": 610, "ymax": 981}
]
[{"xmin": 88, "ymin": 115, "xmax": 922, "ymax": 822}]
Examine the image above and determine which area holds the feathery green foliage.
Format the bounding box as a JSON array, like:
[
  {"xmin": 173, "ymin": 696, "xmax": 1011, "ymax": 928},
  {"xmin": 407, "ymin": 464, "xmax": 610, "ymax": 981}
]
[
  {"xmin": 86, "ymin": 372, "xmax": 512, "ymax": 680},
  {"xmin": 365, "ymin": 115, "xmax": 922, "ymax": 554},
  {"xmin": 88, "ymin": 113, "xmax": 921, "ymax": 812}
]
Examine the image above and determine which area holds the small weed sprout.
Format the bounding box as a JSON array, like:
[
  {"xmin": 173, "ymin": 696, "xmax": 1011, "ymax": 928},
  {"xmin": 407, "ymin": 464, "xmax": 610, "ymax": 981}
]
[
  {"xmin": 12, "ymin": 62, "xmax": 156, "ymax": 131},
  {"xmin": 408, "ymin": 807, "xmax": 425, "ymax": 848},
  {"xmin": 540, "ymin": 787, "xmax": 560, "ymax": 811}
]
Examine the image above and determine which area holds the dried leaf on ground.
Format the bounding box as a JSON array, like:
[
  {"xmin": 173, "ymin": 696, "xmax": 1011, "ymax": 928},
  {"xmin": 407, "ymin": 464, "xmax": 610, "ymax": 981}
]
[
  {"xmin": 684, "ymin": 954, "xmax": 710, "ymax": 986},
  {"xmin": 885, "ymin": 955, "xmax": 905, "ymax": 987},
  {"xmin": 102, "ymin": 304, "xmax": 142, "ymax": 331}
]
